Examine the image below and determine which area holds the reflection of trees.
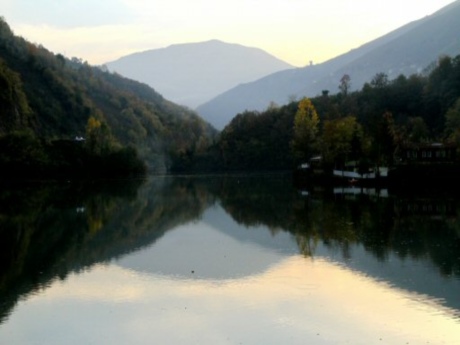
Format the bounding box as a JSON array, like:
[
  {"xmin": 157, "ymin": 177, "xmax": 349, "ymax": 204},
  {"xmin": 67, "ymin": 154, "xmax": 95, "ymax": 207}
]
[
  {"xmin": 3, "ymin": 174, "xmax": 460, "ymax": 324},
  {"xmin": 218, "ymin": 174, "xmax": 297, "ymax": 236},
  {"xmin": 218, "ymin": 175, "xmax": 383, "ymax": 259},
  {"xmin": 217, "ymin": 177, "xmax": 460, "ymax": 279},
  {"xmin": 0, "ymin": 177, "xmax": 214, "ymax": 324},
  {"xmin": 218, "ymin": 177, "xmax": 460, "ymax": 312},
  {"xmin": 305, "ymin": 193, "xmax": 460, "ymax": 278},
  {"xmin": 390, "ymin": 203, "xmax": 460, "ymax": 277}
]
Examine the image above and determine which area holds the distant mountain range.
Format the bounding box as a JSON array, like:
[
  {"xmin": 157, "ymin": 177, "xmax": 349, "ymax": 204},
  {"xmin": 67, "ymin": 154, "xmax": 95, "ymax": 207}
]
[
  {"xmin": 106, "ymin": 40, "xmax": 294, "ymax": 109},
  {"xmin": 197, "ymin": 0, "xmax": 460, "ymax": 129}
]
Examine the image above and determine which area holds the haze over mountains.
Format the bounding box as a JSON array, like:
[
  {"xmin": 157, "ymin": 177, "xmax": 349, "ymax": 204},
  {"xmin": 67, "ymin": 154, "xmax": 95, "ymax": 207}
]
[
  {"xmin": 106, "ymin": 40, "xmax": 294, "ymax": 109},
  {"xmin": 104, "ymin": 1, "xmax": 460, "ymax": 131},
  {"xmin": 197, "ymin": 0, "xmax": 460, "ymax": 129}
]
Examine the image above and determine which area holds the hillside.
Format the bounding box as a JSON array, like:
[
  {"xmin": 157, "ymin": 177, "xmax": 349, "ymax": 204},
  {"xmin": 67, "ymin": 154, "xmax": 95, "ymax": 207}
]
[
  {"xmin": 0, "ymin": 18, "xmax": 216, "ymax": 174},
  {"xmin": 197, "ymin": 0, "xmax": 460, "ymax": 129},
  {"xmin": 202, "ymin": 53, "xmax": 460, "ymax": 173},
  {"xmin": 106, "ymin": 40, "xmax": 294, "ymax": 108}
]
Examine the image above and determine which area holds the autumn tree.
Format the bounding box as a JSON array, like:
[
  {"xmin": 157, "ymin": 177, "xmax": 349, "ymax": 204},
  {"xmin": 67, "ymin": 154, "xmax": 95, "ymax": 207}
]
[
  {"xmin": 85, "ymin": 115, "xmax": 113, "ymax": 155},
  {"xmin": 291, "ymin": 98, "xmax": 320, "ymax": 163},
  {"xmin": 0, "ymin": 59, "xmax": 32, "ymax": 133},
  {"xmin": 320, "ymin": 116, "xmax": 362, "ymax": 168}
]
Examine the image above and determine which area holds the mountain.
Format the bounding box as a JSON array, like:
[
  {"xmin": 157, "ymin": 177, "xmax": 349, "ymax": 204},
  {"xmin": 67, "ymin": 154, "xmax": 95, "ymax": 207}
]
[
  {"xmin": 196, "ymin": 0, "xmax": 460, "ymax": 129},
  {"xmin": 105, "ymin": 40, "xmax": 294, "ymax": 109},
  {"xmin": 0, "ymin": 18, "xmax": 216, "ymax": 174}
]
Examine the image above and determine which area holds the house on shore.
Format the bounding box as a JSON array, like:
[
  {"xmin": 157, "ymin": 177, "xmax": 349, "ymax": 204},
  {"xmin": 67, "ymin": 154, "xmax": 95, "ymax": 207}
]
[
  {"xmin": 390, "ymin": 142, "xmax": 460, "ymax": 184},
  {"xmin": 398, "ymin": 143, "xmax": 457, "ymax": 164}
]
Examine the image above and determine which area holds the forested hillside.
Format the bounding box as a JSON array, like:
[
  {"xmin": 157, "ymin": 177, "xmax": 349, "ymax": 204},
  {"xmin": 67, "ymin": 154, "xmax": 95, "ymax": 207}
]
[
  {"xmin": 194, "ymin": 55, "xmax": 460, "ymax": 172},
  {"xmin": 0, "ymin": 18, "xmax": 216, "ymax": 176},
  {"xmin": 197, "ymin": 0, "xmax": 460, "ymax": 129}
]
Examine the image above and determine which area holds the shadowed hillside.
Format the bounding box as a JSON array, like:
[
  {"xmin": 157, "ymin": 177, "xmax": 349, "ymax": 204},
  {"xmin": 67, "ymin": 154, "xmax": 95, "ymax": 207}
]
[{"xmin": 0, "ymin": 18, "xmax": 217, "ymax": 175}]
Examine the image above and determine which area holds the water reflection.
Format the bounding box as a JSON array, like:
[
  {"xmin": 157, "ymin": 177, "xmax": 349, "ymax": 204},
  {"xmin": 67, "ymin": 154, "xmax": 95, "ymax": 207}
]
[
  {"xmin": 117, "ymin": 205, "xmax": 298, "ymax": 280},
  {"xmin": 2, "ymin": 256, "xmax": 460, "ymax": 344},
  {"xmin": 1, "ymin": 174, "xmax": 460, "ymax": 344}
]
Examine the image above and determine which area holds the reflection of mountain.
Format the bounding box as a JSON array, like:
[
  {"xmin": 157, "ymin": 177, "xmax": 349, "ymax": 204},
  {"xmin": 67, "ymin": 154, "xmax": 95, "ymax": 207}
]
[
  {"xmin": 202, "ymin": 205, "xmax": 298, "ymax": 256},
  {"xmin": 0, "ymin": 177, "xmax": 213, "ymax": 323},
  {"xmin": 117, "ymin": 205, "xmax": 291, "ymax": 280},
  {"xmin": 2, "ymin": 174, "xmax": 460, "ymax": 325},
  {"xmin": 312, "ymin": 196, "xmax": 460, "ymax": 311},
  {"xmin": 215, "ymin": 176, "xmax": 460, "ymax": 314},
  {"xmin": 116, "ymin": 177, "xmax": 298, "ymax": 280}
]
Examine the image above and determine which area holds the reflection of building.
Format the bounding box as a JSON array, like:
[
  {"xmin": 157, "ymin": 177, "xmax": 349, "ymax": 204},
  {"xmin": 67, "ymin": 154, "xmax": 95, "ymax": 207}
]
[
  {"xmin": 394, "ymin": 198, "xmax": 457, "ymax": 219},
  {"xmin": 333, "ymin": 187, "xmax": 388, "ymax": 199}
]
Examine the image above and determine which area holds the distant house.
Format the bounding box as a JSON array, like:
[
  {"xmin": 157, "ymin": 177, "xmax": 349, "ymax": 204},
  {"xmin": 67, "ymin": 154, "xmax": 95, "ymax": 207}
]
[{"xmin": 399, "ymin": 143, "xmax": 457, "ymax": 164}]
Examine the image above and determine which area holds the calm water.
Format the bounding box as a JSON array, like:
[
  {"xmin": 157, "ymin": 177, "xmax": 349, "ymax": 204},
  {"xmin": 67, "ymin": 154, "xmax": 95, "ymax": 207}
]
[{"xmin": 1, "ymin": 174, "xmax": 460, "ymax": 344}]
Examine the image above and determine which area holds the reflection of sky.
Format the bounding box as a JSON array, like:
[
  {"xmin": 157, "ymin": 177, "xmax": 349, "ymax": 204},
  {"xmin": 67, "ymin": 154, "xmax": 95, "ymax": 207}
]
[
  {"xmin": 2, "ymin": 202, "xmax": 460, "ymax": 344},
  {"xmin": 2, "ymin": 256, "xmax": 460, "ymax": 345},
  {"xmin": 116, "ymin": 205, "xmax": 296, "ymax": 280}
]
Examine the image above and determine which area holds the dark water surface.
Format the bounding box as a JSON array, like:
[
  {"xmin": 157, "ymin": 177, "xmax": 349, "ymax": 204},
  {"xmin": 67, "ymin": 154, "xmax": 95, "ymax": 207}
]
[{"xmin": 1, "ymin": 174, "xmax": 460, "ymax": 344}]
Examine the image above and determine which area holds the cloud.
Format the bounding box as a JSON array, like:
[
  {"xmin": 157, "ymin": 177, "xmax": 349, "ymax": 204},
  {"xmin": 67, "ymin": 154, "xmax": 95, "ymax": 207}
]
[
  {"xmin": 12, "ymin": 23, "xmax": 163, "ymax": 64},
  {"xmin": 3, "ymin": 0, "xmax": 134, "ymax": 28}
]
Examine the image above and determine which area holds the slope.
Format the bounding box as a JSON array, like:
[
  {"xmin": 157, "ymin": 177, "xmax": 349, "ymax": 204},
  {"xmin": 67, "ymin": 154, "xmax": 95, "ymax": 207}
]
[
  {"xmin": 106, "ymin": 40, "xmax": 294, "ymax": 108},
  {"xmin": 0, "ymin": 18, "xmax": 216, "ymax": 174},
  {"xmin": 197, "ymin": 0, "xmax": 460, "ymax": 129}
]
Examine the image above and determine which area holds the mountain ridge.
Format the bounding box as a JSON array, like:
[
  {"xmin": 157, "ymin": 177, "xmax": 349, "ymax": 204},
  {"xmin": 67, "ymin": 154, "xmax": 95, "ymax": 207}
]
[
  {"xmin": 106, "ymin": 40, "xmax": 294, "ymax": 108},
  {"xmin": 196, "ymin": 0, "xmax": 460, "ymax": 129}
]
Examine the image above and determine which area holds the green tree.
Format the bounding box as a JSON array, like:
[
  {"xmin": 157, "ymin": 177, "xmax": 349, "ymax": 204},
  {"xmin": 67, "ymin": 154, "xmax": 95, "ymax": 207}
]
[
  {"xmin": 370, "ymin": 72, "xmax": 389, "ymax": 88},
  {"xmin": 444, "ymin": 98, "xmax": 460, "ymax": 145},
  {"xmin": 339, "ymin": 74, "xmax": 351, "ymax": 96},
  {"xmin": 407, "ymin": 117, "xmax": 429, "ymax": 144},
  {"xmin": 371, "ymin": 112, "xmax": 399, "ymax": 167},
  {"xmin": 320, "ymin": 116, "xmax": 360, "ymax": 168},
  {"xmin": 291, "ymin": 98, "xmax": 319, "ymax": 162}
]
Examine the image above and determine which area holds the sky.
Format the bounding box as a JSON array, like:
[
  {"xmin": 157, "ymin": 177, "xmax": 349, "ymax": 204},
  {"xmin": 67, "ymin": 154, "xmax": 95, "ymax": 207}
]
[{"xmin": 1, "ymin": 0, "xmax": 458, "ymax": 67}]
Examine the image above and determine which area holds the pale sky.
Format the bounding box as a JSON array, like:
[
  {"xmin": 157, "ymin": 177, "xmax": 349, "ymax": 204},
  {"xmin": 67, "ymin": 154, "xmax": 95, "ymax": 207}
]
[{"xmin": 1, "ymin": 0, "xmax": 457, "ymax": 67}]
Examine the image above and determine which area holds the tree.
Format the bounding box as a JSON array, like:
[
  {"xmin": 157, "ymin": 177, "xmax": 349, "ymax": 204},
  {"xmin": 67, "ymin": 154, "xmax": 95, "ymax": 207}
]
[
  {"xmin": 85, "ymin": 115, "xmax": 113, "ymax": 155},
  {"xmin": 339, "ymin": 74, "xmax": 351, "ymax": 96},
  {"xmin": 370, "ymin": 112, "xmax": 399, "ymax": 167},
  {"xmin": 407, "ymin": 117, "xmax": 429, "ymax": 144},
  {"xmin": 291, "ymin": 98, "xmax": 319, "ymax": 162},
  {"xmin": 444, "ymin": 98, "xmax": 460, "ymax": 145},
  {"xmin": 320, "ymin": 116, "xmax": 360, "ymax": 168},
  {"xmin": 370, "ymin": 73, "xmax": 389, "ymax": 88}
]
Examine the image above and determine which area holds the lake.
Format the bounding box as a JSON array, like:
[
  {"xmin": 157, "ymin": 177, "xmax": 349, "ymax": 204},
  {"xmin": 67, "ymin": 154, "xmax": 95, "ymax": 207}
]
[{"xmin": 1, "ymin": 174, "xmax": 460, "ymax": 344}]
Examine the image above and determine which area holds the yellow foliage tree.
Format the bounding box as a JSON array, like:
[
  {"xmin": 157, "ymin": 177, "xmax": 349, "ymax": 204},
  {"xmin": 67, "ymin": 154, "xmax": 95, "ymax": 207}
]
[
  {"xmin": 291, "ymin": 98, "xmax": 320, "ymax": 162},
  {"xmin": 85, "ymin": 115, "xmax": 112, "ymax": 155}
]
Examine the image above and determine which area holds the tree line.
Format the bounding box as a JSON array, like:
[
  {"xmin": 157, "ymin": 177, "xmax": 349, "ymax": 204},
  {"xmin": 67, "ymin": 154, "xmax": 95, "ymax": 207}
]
[{"xmin": 189, "ymin": 54, "xmax": 460, "ymax": 172}]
